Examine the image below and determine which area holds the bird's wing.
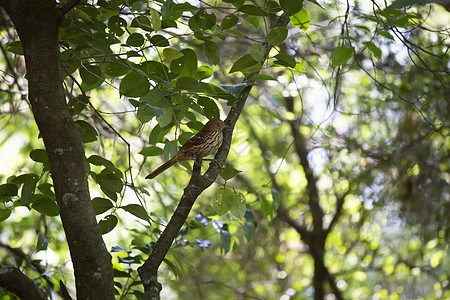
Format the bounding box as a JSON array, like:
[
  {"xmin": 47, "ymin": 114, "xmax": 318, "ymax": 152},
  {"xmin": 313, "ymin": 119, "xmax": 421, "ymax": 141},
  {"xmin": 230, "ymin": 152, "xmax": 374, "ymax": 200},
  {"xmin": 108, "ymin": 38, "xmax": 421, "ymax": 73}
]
[{"xmin": 179, "ymin": 132, "xmax": 206, "ymax": 152}]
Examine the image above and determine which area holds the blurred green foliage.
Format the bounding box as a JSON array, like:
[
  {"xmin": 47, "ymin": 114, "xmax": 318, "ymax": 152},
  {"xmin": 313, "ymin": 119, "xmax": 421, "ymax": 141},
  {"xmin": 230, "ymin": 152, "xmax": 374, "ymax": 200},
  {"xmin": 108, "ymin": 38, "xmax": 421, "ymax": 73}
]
[{"xmin": 0, "ymin": 0, "xmax": 448, "ymax": 298}]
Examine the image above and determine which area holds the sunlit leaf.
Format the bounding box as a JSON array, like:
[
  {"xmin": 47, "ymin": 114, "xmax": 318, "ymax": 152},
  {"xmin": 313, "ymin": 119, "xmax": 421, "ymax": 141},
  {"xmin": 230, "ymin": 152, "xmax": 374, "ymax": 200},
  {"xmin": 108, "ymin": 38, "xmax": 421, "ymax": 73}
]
[
  {"xmin": 291, "ymin": 8, "xmax": 310, "ymax": 32},
  {"xmin": 213, "ymin": 187, "xmax": 235, "ymax": 215},
  {"xmin": 250, "ymin": 43, "xmax": 266, "ymax": 61},
  {"xmin": 364, "ymin": 41, "xmax": 382, "ymax": 59},
  {"xmin": 139, "ymin": 146, "xmax": 163, "ymax": 156},
  {"xmin": 150, "ymin": 8, "xmax": 161, "ymax": 32},
  {"xmin": 331, "ymin": 47, "xmax": 354, "ymax": 67},
  {"xmin": 163, "ymin": 48, "xmax": 184, "ymax": 60},
  {"xmin": 230, "ymin": 192, "xmax": 246, "ymax": 219},
  {"xmin": 220, "ymin": 167, "xmax": 241, "ymax": 181}
]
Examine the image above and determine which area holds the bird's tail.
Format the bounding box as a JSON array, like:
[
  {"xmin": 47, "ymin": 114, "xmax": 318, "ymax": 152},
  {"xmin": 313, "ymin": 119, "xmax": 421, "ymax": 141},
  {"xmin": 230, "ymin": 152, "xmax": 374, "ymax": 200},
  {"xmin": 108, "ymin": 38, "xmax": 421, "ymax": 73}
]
[{"xmin": 145, "ymin": 156, "xmax": 179, "ymax": 179}]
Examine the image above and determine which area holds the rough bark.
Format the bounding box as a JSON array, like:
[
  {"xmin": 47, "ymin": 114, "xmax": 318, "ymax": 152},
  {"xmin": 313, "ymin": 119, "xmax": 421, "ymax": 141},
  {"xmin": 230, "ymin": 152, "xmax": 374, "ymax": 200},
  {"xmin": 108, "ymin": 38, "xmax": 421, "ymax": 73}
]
[
  {"xmin": 0, "ymin": 1, "xmax": 114, "ymax": 298},
  {"xmin": 0, "ymin": 265, "xmax": 46, "ymax": 300}
]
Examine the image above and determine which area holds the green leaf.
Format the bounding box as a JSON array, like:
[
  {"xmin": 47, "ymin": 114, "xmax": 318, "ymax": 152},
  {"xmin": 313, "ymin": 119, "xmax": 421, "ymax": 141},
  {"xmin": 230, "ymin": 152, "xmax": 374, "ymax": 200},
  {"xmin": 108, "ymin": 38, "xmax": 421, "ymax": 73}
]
[
  {"xmin": 36, "ymin": 234, "xmax": 49, "ymax": 252},
  {"xmin": 388, "ymin": 0, "xmax": 445, "ymax": 9},
  {"xmin": 364, "ymin": 42, "xmax": 382, "ymax": 59},
  {"xmin": 131, "ymin": 16, "xmax": 152, "ymax": 31},
  {"xmin": 377, "ymin": 30, "xmax": 394, "ymax": 40},
  {"xmin": 238, "ymin": 5, "xmax": 268, "ymax": 16},
  {"xmin": 220, "ymin": 228, "xmax": 231, "ymax": 254},
  {"xmin": 12, "ymin": 174, "xmax": 39, "ymax": 206},
  {"xmin": 194, "ymin": 66, "xmax": 214, "ymax": 81},
  {"xmin": 170, "ymin": 49, "xmax": 198, "ymax": 77},
  {"xmin": 80, "ymin": 65, "xmax": 103, "ymax": 85},
  {"xmin": 244, "ymin": 220, "xmax": 256, "ymax": 241},
  {"xmin": 291, "ymin": 8, "xmax": 310, "ymax": 32},
  {"xmin": 294, "ymin": 61, "xmax": 306, "ymax": 72},
  {"xmin": 266, "ymin": 0, "xmax": 282, "ymax": 13},
  {"xmin": 38, "ymin": 183, "xmax": 54, "ymax": 197},
  {"xmin": 121, "ymin": 204, "xmax": 150, "ymax": 222},
  {"xmin": 260, "ymin": 195, "xmax": 273, "ymax": 218},
  {"xmin": 205, "ymin": 41, "xmax": 220, "ymax": 65},
  {"xmin": 95, "ymin": 168, "xmax": 123, "ymax": 201},
  {"xmin": 271, "ymin": 188, "xmax": 281, "ymax": 210},
  {"xmin": 150, "ymin": 8, "xmax": 161, "ymax": 32},
  {"xmin": 156, "ymin": 108, "xmax": 173, "ymax": 128},
  {"xmin": 120, "ymin": 72, "xmax": 150, "ymax": 97},
  {"xmin": 280, "ymin": 0, "xmax": 302, "ymax": 16},
  {"xmin": 268, "ymin": 27, "xmax": 288, "ymax": 45},
  {"xmin": 88, "ymin": 155, "xmax": 115, "ymax": 168},
  {"xmin": 163, "ymin": 140, "xmax": 178, "ymax": 162},
  {"xmin": 189, "ymin": 9, "xmax": 216, "ymax": 31},
  {"xmin": 220, "ymin": 167, "xmax": 241, "ymax": 181},
  {"xmin": 6, "ymin": 41, "xmax": 24, "ymax": 55},
  {"xmin": 229, "ymin": 54, "xmax": 258, "ymax": 73},
  {"xmin": 197, "ymin": 97, "xmax": 220, "ymax": 119},
  {"xmin": 92, "ymin": 197, "xmax": 114, "ymax": 215},
  {"xmin": 99, "ymin": 215, "xmax": 118, "ymax": 234},
  {"xmin": 176, "ymin": 77, "xmax": 200, "ymax": 91},
  {"xmin": 309, "ymin": 0, "xmax": 325, "ymax": 9},
  {"xmin": 150, "ymin": 34, "xmax": 169, "ymax": 47},
  {"xmin": 75, "ymin": 120, "xmax": 98, "ymax": 143},
  {"xmin": 11, "ymin": 173, "xmax": 38, "ymax": 184},
  {"xmin": 139, "ymin": 146, "xmax": 163, "ymax": 156},
  {"xmin": 108, "ymin": 15, "xmax": 127, "ymax": 36},
  {"xmin": 126, "ymin": 33, "xmax": 144, "ymax": 47},
  {"xmin": 225, "ymin": 29, "xmax": 243, "ymax": 38},
  {"xmin": 213, "ymin": 187, "xmax": 235, "ymax": 215},
  {"xmin": 331, "ymin": 47, "xmax": 355, "ymax": 67},
  {"xmin": 252, "ymin": 74, "xmax": 277, "ymax": 81},
  {"xmin": 221, "ymin": 15, "xmax": 239, "ymax": 30},
  {"xmin": 250, "ymin": 43, "xmax": 266, "ymax": 61},
  {"xmin": 31, "ymin": 194, "xmax": 59, "ymax": 216},
  {"xmin": 242, "ymin": 15, "xmax": 260, "ymax": 29},
  {"xmin": 0, "ymin": 208, "xmax": 11, "ymax": 222},
  {"xmin": 149, "ymin": 125, "xmax": 171, "ymax": 144},
  {"xmin": 68, "ymin": 94, "xmax": 90, "ymax": 116},
  {"xmin": 163, "ymin": 48, "xmax": 184, "ymax": 60},
  {"xmin": 230, "ymin": 192, "xmax": 246, "ymax": 219},
  {"xmin": 0, "ymin": 183, "xmax": 18, "ymax": 198},
  {"xmin": 273, "ymin": 53, "xmax": 296, "ymax": 68}
]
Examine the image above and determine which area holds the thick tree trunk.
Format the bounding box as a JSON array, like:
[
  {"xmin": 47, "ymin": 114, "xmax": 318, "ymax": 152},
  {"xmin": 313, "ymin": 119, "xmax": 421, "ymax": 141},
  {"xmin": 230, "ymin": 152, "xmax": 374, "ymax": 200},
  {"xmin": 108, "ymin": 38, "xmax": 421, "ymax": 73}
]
[{"xmin": 0, "ymin": 1, "xmax": 114, "ymax": 298}]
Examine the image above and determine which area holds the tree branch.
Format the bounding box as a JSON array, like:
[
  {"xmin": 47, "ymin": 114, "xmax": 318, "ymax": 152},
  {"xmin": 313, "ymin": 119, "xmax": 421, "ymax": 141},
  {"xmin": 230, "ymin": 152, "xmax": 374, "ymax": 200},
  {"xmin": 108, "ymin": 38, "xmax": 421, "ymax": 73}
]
[
  {"xmin": 59, "ymin": 0, "xmax": 81, "ymax": 15},
  {"xmin": 138, "ymin": 13, "xmax": 290, "ymax": 299},
  {"xmin": 0, "ymin": 265, "xmax": 46, "ymax": 300},
  {"xmin": 285, "ymin": 97, "xmax": 324, "ymax": 237},
  {"xmin": 1, "ymin": 2, "xmax": 114, "ymax": 298},
  {"xmin": 326, "ymin": 190, "xmax": 350, "ymax": 235}
]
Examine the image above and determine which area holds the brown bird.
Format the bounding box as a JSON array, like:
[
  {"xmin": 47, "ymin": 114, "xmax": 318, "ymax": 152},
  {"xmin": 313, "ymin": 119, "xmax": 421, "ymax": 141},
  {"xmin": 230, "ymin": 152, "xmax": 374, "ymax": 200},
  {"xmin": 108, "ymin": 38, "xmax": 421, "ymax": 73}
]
[{"xmin": 145, "ymin": 118, "xmax": 225, "ymax": 179}]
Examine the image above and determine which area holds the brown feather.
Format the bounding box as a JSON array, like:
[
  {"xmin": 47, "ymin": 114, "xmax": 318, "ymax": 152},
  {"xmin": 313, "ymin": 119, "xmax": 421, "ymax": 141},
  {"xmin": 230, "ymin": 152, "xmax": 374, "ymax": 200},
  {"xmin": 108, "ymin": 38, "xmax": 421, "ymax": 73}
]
[{"xmin": 145, "ymin": 118, "xmax": 224, "ymax": 179}]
